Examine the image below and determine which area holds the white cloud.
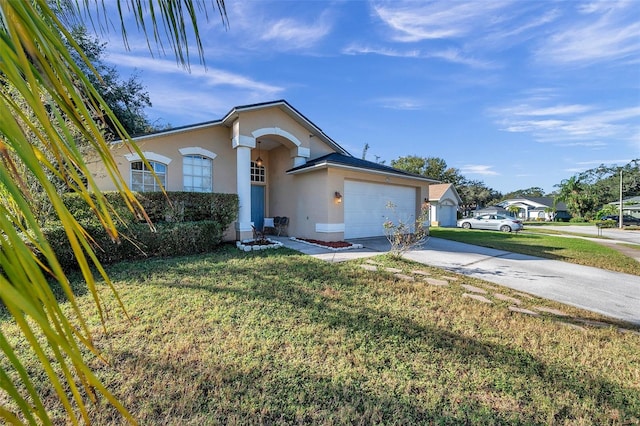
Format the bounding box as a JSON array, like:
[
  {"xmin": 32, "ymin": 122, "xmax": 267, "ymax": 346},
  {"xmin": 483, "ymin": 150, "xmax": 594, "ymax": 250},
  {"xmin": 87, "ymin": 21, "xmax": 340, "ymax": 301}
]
[
  {"xmin": 372, "ymin": 97, "xmax": 424, "ymax": 110},
  {"xmin": 460, "ymin": 165, "xmax": 499, "ymax": 176},
  {"xmin": 342, "ymin": 44, "xmax": 494, "ymax": 69},
  {"xmin": 372, "ymin": 1, "xmax": 512, "ymax": 42},
  {"xmin": 261, "ymin": 17, "xmax": 331, "ymax": 49},
  {"xmin": 509, "ymin": 104, "xmax": 594, "ymax": 116},
  {"xmin": 427, "ymin": 48, "xmax": 496, "ymax": 69},
  {"xmin": 492, "ymin": 96, "xmax": 640, "ymax": 147},
  {"xmin": 104, "ymin": 53, "xmax": 283, "ymax": 95},
  {"xmin": 342, "ymin": 43, "xmax": 420, "ymax": 58},
  {"xmin": 536, "ymin": 1, "xmax": 640, "ymax": 65}
]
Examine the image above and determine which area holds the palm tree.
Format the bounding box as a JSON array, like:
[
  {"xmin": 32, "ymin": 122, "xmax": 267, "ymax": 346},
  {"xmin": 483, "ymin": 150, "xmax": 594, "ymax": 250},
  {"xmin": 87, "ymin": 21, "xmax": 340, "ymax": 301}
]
[
  {"xmin": 507, "ymin": 205, "xmax": 521, "ymax": 218},
  {"xmin": 0, "ymin": 0, "xmax": 226, "ymax": 423},
  {"xmin": 554, "ymin": 176, "xmax": 594, "ymax": 218}
]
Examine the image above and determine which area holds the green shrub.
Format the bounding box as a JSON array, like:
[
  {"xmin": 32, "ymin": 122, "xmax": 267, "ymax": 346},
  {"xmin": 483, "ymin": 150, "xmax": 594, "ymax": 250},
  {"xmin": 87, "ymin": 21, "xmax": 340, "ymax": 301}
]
[
  {"xmin": 38, "ymin": 191, "xmax": 238, "ymax": 270},
  {"xmin": 42, "ymin": 221, "xmax": 226, "ymax": 271},
  {"xmin": 52, "ymin": 191, "xmax": 238, "ymax": 226},
  {"xmin": 594, "ymin": 219, "xmax": 617, "ymax": 229},
  {"xmin": 569, "ymin": 216, "xmax": 587, "ymax": 223}
]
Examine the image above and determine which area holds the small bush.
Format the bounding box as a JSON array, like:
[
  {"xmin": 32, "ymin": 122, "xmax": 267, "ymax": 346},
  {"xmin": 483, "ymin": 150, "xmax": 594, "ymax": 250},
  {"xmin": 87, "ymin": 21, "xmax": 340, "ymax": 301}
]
[
  {"xmin": 569, "ymin": 216, "xmax": 587, "ymax": 223},
  {"xmin": 383, "ymin": 202, "xmax": 429, "ymax": 258},
  {"xmin": 594, "ymin": 219, "xmax": 617, "ymax": 229}
]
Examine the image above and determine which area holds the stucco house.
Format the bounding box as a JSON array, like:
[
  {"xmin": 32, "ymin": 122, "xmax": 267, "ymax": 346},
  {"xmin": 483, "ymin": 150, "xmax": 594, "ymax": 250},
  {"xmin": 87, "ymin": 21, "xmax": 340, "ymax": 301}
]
[
  {"xmin": 428, "ymin": 183, "xmax": 461, "ymax": 227},
  {"xmin": 88, "ymin": 100, "xmax": 437, "ymax": 241},
  {"xmin": 498, "ymin": 197, "xmax": 571, "ymax": 221},
  {"xmin": 607, "ymin": 196, "xmax": 640, "ymax": 218}
]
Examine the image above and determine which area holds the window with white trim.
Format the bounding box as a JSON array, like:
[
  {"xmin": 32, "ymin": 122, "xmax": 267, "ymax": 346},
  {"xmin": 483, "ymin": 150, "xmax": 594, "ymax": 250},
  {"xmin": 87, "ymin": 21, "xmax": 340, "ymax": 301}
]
[
  {"xmin": 131, "ymin": 160, "xmax": 166, "ymax": 192},
  {"xmin": 250, "ymin": 161, "xmax": 265, "ymax": 183},
  {"xmin": 183, "ymin": 154, "xmax": 213, "ymax": 192}
]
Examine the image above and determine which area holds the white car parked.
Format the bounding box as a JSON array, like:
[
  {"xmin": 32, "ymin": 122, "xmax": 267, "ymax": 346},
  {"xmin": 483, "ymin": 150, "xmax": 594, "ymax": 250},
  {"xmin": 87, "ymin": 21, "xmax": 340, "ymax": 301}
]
[{"xmin": 457, "ymin": 214, "xmax": 523, "ymax": 232}]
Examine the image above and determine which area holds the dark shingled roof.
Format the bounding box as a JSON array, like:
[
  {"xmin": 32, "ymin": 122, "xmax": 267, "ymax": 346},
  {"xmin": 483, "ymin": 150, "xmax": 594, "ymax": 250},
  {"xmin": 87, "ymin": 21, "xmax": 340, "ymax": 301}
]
[{"xmin": 286, "ymin": 153, "xmax": 438, "ymax": 182}]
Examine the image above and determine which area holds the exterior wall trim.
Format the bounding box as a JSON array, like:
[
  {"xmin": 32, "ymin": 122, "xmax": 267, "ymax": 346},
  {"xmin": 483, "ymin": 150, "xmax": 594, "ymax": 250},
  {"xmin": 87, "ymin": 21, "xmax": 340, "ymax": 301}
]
[
  {"xmin": 124, "ymin": 151, "xmax": 173, "ymax": 164},
  {"xmin": 179, "ymin": 147, "xmax": 218, "ymax": 159},
  {"xmin": 252, "ymin": 127, "xmax": 302, "ymax": 147},
  {"xmin": 316, "ymin": 223, "xmax": 345, "ymax": 233}
]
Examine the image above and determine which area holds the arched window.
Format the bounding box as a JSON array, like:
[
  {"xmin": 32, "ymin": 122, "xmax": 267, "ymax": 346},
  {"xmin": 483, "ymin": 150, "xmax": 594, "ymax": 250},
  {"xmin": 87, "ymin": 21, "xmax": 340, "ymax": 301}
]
[
  {"xmin": 183, "ymin": 154, "xmax": 213, "ymax": 192},
  {"xmin": 251, "ymin": 161, "xmax": 265, "ymax": 183},
  {"xmin": 131, "ymin": 160, "xmax": 166, "ymax": 192}
]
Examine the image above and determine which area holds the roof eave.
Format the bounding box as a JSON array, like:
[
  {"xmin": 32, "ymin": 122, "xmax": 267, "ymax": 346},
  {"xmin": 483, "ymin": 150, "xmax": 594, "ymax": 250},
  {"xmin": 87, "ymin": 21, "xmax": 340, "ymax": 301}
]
[{"xmin": 287, "ymin": 161, "xmax": 439, "ymax": 183}]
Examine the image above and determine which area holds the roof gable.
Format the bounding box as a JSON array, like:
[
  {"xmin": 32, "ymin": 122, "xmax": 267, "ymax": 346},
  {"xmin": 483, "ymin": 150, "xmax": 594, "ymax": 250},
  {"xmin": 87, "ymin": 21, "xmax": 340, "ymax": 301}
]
[
  {"xmin": 123, "ymin": 100, "xmax": 350, "ymax": 156},
  {"xmin": 429, "ymin": 183, "xmax": 462, "ymax": 203}
]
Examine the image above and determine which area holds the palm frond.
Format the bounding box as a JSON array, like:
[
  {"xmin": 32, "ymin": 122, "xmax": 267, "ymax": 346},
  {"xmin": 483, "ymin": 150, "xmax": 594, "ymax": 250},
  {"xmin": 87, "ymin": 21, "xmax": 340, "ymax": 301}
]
[{"xmin": 0, "ymin": 0, "xmax": 226, "ymax": 423}]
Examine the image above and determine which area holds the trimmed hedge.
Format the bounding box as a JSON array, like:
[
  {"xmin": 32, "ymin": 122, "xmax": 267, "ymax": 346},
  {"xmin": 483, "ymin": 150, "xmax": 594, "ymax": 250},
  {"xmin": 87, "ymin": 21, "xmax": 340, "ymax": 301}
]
[
  {"xmin": 43, "ymin": 221, "xmax": 226, "ymax": 270},
  {"xmin": 40, "ymin": 191, "xmax": 238, "ymax": 270},
  {"xmin": 54, "ymin": 191, "xmax": 238, "ymax": 227}
]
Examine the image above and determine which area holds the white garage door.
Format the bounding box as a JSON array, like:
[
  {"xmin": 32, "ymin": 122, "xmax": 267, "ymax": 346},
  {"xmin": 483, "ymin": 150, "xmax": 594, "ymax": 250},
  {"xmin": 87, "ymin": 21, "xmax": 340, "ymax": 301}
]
[{"xmin": 344, "ymin": 180, "xmax": 416, "ymax": 239}]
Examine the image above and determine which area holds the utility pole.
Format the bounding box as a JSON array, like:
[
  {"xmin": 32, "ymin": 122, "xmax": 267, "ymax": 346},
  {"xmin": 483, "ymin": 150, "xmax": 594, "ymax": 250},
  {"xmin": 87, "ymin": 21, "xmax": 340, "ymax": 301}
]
[{"xmin": 619, "ymin": 168, "xmax": 623, "ymax": 229}]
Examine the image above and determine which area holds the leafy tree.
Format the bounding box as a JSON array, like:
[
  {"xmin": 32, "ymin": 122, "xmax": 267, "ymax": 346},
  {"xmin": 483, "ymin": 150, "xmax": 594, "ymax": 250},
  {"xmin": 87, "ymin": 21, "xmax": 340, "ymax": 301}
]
[
  {"xmin": 502, "ymin": 187, "xmax": 545, "ymax": 199},
  {"xmin": 457, "ymin": 179, "xmax": 502, "ymax": 215},
  {"xmin": 507, "ymin": 205, "xmax": 521, "ymax": 217},
  {"xmin": 553, "ymin": 159, "xmax": 639, "ymax": 219},
  {"xmin": 0, "ymin": 0, "xmax": 226, "ymax": 423},
  {"xmin": 554, "ymin": 176, "xmax": 596, "ymax": 219},
  {"xmin": 391, "ymin": 155, "xmax": 464, "ymax": 184},
  {"xmin": 390, "ymin": 155, "xmax": 427, "ymax": 175},
  {"xmin": 66, "ymin": 26, "xmax": 156, "ymax": 138},
  {"xmin": 391, "ymin": 155, "xmax": 502, "ymax": 214}
]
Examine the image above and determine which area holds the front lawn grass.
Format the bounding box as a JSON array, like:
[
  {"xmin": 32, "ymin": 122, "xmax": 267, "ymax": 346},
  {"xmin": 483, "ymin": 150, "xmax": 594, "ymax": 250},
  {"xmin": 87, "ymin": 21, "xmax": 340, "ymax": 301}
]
[
  {"xmin": 431, "ymin": 228, "xmax": 640, "ymax": 275},
  {"xmin": 1, "ymin": 246, "xmax": 639, "ymax": 424}
]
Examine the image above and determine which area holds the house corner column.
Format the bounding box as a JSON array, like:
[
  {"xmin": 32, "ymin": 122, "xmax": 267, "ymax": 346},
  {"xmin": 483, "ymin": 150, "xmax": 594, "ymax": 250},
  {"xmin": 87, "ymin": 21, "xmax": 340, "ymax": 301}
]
[
  {"xmin": 233, "ymin": 122, "xmax": 255, "ymax": 240},
  {"xmin": 291, "ymin": 146, "xmax": 310, "ymax": 168}
]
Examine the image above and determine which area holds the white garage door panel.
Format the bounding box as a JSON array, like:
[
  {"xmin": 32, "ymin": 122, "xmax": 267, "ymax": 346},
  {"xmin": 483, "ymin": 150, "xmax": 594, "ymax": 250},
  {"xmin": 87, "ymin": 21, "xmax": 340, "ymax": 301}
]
[{"xmin": 344, "ymin": 181, "xmax": 416, "ymax": 239}]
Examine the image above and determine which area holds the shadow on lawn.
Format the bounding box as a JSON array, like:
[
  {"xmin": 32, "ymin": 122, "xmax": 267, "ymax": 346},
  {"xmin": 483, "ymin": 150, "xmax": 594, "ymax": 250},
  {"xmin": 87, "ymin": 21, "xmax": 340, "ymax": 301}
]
[{"xmin": 142, "ymin": 250, "xmax": 638, "ymax": 424}]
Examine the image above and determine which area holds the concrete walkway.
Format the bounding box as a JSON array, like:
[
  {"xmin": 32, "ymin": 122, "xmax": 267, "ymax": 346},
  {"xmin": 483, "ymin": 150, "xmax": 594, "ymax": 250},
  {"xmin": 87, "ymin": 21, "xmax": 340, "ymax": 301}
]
[{"xmin": 271, "ymin": 236, "xmax": 640, "ymax": 326}]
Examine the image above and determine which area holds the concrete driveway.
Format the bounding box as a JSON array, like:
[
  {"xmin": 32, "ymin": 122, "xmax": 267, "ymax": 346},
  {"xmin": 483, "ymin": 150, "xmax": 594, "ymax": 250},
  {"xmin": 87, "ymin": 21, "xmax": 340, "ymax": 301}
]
[
  {"xmin": 276, "ymin": 236, "xmax": 640, "ymax": 326},
  {"xmin": 403, "ymin": 238, "xmax": 640, "ymax": 326}
]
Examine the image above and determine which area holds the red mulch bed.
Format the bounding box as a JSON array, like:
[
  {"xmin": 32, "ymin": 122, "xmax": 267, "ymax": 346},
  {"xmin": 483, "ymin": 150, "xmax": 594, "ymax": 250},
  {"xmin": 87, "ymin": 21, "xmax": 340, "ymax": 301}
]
[{"xmin": 297, "ymin": 238, "xmax": 353, "ymax": 248}]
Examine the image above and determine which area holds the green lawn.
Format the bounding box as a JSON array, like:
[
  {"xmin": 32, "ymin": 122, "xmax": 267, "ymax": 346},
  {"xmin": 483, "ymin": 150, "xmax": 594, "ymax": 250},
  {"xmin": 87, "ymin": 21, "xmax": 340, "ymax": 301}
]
[
  {"xmin": 1, "ymin": 246, "xmax": 638, "ymax": 424},
  {"xmin": 430, "ymin": 228, "xmax": 640, "ymax": 275}
]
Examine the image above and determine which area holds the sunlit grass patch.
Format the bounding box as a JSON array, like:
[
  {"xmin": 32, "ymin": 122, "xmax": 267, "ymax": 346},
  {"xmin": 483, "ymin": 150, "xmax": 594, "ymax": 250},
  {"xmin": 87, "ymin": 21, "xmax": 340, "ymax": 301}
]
[{"xmin": 1, "ymin": 245, "xmax": 639, "ymax": 424}]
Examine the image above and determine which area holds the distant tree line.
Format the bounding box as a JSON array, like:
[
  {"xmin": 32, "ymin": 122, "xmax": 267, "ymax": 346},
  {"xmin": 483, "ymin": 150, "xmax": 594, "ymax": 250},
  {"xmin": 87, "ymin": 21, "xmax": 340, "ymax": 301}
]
[{"xmin": 387, "ymin": 154, "xmax": 639, "ymax": 220}]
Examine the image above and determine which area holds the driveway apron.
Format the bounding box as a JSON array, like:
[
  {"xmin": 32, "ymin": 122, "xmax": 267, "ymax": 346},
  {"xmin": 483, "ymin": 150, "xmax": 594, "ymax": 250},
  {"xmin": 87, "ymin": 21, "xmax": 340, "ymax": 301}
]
[
  {"xmin": 403, "ymin": 238, "xmax": 640, "ymax": 326},
  {"xmin": 277, "ymin": 236, "xmax": 640, "ymax": 326}
]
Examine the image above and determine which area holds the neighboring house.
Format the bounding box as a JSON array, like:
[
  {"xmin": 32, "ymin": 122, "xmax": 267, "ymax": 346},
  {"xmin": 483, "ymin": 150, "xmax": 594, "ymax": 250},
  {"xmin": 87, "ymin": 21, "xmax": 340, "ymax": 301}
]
[
  {"xmin": 498, "ymin": 197, "xmax": 570, "ymax": 221},
  {"xmin": 607, "ymin": 196, "xmax": 640, "ymax": 218},
  {"xmin": 428, "ymin": 183, "xmax": 461, "ymax": 227},
  {"xmin": 87, "ymin": 100, "xmax": 438, "ymax": 241},
  {"xmin": 474, "ymin": 206, "xmax": 511, "ymax": 217}
]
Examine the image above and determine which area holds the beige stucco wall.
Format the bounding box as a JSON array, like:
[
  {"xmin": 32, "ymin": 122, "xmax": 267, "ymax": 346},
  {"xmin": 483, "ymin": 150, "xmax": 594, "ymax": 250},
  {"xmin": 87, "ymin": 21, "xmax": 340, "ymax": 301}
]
[
  {"xmin": 86, "ymin": 104, "xmax": 431, "ymax": 242},
  {"xmin": 86, "ymin": 125, "xmax": 238, "ymax": 193},
  {"xmin": 277, "ymin": 167, "xmax": 430, "ymax": 241}
]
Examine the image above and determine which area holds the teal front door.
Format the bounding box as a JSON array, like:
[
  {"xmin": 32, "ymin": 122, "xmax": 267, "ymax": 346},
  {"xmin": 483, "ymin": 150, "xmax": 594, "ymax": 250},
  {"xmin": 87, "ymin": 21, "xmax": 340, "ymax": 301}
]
[{"xmin": 251, "ymin": 185, "xmax": 265, "ymax": 230}]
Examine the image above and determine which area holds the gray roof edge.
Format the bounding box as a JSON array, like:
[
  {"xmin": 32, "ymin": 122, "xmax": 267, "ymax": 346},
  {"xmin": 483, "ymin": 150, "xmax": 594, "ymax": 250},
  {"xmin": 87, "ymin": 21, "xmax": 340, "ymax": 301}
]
[{"xmin": 286, "ymin": 153, "xmax": 439, "ymax": 183}]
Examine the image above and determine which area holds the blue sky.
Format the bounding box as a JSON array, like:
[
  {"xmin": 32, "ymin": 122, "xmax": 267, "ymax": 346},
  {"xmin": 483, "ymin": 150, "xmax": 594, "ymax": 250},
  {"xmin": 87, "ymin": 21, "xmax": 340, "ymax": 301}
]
[{"xmin": 100, "ymin": 0, "xmax": 640, "ymax": 195}]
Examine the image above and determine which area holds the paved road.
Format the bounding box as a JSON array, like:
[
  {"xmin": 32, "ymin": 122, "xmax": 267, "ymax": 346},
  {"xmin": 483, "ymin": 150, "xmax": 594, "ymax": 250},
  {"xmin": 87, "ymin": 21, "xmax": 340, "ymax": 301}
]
[
  {"xmin": 403, "ymin": 238, "xmax": 640, "ymax": 326},
  {"xmin": 532, "ymin": 224, "xmax": 640, "ymax": 244},
  {"xmin": 278, "ymin": 236, "xmax": 640, "ymax": 326}
]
